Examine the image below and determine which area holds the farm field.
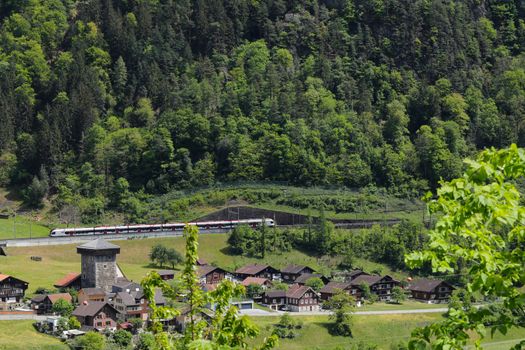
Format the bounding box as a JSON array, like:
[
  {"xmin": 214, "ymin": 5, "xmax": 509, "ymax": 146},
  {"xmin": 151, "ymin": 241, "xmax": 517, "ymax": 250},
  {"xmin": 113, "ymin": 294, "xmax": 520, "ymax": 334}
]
[
  {"xmin": 249, "ymin": 314, "xmax": 525, "ymax": 350},
  {"xmin": 1, "ymin": 233, "xmax": 407, "ymax": 295},
  {"xmin": 0, "ymin": 320, "xmax": 68, "ymax": 350}
]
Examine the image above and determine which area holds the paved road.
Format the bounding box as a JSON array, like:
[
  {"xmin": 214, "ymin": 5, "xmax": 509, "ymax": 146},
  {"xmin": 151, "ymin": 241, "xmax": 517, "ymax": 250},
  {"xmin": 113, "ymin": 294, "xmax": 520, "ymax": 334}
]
[
  {"xmin": 240, "ymin": 307, "xmax": 448, "ymax": 317},
  {"xmin": 1, "ymin": 229, "xmax": 230, "ymax": 247},
  {"xmin": 0, "ymin": 314, "xmax": 47, "ymax": 321}
]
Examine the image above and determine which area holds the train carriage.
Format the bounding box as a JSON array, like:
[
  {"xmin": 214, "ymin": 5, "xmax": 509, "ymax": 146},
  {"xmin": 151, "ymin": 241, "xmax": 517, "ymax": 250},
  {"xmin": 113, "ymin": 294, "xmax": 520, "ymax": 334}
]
[{"xmin": 49, "ymin": 219, "xmax": 274, "ymax": 237}]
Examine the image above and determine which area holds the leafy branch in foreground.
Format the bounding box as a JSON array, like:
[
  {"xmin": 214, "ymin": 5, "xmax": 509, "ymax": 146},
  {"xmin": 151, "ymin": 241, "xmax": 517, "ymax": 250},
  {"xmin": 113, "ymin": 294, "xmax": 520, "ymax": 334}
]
[
  {"xmin": 405, "ymin": 144, "xmax": 525, "ymax": 350},
  {"xmin": 142, "ymin": 224, "xmax": 278, "ymax": 350}
]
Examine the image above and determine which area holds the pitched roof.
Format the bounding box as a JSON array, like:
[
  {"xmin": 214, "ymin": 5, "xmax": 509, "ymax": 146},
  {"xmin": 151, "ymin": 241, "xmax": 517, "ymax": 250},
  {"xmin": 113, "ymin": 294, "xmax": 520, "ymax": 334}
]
[
  {"xmin": 197, "ymin": 265, "xmax": 225, "ymax": 278},
  {"xmin": 320, "ymin": 281, "xmax": 351, "ymax": 294},
  {"xmin": 77, "ymin": 239, "xmax": 120, "ymax": 251},
  {"xmin": 286, "ymin": 284, "xmax": 313, "ymax": 299},
  {"xmin": 157, "ymin": 270, "xmax": 175, "ymax": 276},
  {"xmin": 31, "ymin": 294, "xmax": 47, "ymax": 303},
  {"xmin": 0, "ymin": 274, "xmax": 27, "ymax": 284},
  {"xmin": 294, "ymin": 273, "xmax": 325, "ymax": 284},
  {"xmin": 409, "ymin": 278, "xmax": 453, "ymax": 293},
  {"xmin": 73, "ymin": 302, "xmax": 115, "ymax": 317},
  {"xmin": 235, "ymin": 264, "xmax": 275, "ymax": 275},
  {"xmin": 54, "ymin": 273, "xmax": 81, "ymax": 288},
  {"xmin": 264, "ymin": 290, "xmax": 286, "ymax": 298},
  {"xmin": 48, "ymin": 293, "xmax": 73, "ymax": 304},
  {"xmin": 196, "ymin": 259, "xmax": 208, "ymax": 266},
  {"xmin": 347, "ymin": 270, "xmax": 368, "ymax": 277},
  {"xmin": 241, "ymin": 277, "xmax": 271, "ymax": 287},
  {"xmin": 80, "ymin": 287, "xmax": 106, "ymax": 295},
  {"xmin": 281, "ymin": 264, "xmax": 312, "ymax": 274},
  {"xmin": 154, "ymin": 288, "xmax": 166, "ymax": 305},
  {"xmin": 115, "ymin": 292, "xmax": 138, "ymax": 306},
  {"xmin": 351, "ymin": 275, "xmax": 383, "ymax": 286}
]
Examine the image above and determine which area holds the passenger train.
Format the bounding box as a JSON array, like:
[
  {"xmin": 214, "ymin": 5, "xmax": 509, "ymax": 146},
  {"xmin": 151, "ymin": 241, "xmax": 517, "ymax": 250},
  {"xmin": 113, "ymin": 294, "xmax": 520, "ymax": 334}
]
[{"xmin": 49, "ymin": 218, "xmax": 275, "ymax": 237}]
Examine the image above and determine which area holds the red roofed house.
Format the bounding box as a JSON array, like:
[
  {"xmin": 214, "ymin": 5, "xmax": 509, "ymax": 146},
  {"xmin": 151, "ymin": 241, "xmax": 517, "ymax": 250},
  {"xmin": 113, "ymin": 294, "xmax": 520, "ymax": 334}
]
[
  {"xmin": 31, "ymin": 293, "xmax": 72, "ymax": 315},
  {"xmin": 241, "ymin": 277, "xmax": 273, "ymax": 289},
  {"xmin": 0, "ymin": 274, "xmax": 28, "ymax": 303},
  {"xmin": 72, "ymin": 301, "xmax": 119, "ymax": 331},
  {"xmin": 235, "ymin": 264, "xmax": 280, "ymax": 281},
  {"xmin": 408, "ymin": 279, "xmax": 455, "ymax": 304},
  {"xmin": 54, "ymin": 272, "xmax": 81, "ymax": 291}
]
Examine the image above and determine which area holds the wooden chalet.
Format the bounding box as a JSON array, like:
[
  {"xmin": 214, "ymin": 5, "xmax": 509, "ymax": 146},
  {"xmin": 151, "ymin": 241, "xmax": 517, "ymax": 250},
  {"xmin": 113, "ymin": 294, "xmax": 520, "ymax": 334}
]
[
  {"xmin": 157, "ymin": 270, "xmax": 175, "ymax": 281},
  {"xmin": 320, "ymin": 282, "xmax": 355, "ymax": 301},
  {"xmin": 31, "ymin": 293, "xmax": 72, "ymax": 315},
  {"xmin": 198, "ymin": 265, "xmax": 229, "ymax": 285},
  {"xmin": 280, "ymin": 265, "xmax": 315, "ymax": 283},
  {"xmin": 294, "ymin": 273, "xmax": 330, "ymax": 285},
  {"xmin": 241, "ymin": 277, "xmax": 273, "ymax": 289},
  {"xmin": 263, "ymin": 284, "xmax": 320, "ymax": 312},
  {"xmin": 408, "ymin": 279, "xmax": 455, "ymax": 303},
  {"xmin": 53, "ymin": 272, "xmax": 81, "ymax": 291},
  {"xmin": 72, "ymin": 301, "xmax": 119, "ymax": 331},
  {"xmin": 0, "ymin": 274, "xmax": 28, "ymax": 303},
  {"xmin": 78, "ymin": 288, "xmax": 106, "ymax": 304},
  {"xmin": 235, "ymin": 264, "xmax": 280, "ymax": 281},
  {"xmin": 351, "ymin": 275, "xmax": 400, "ymax": 301}
]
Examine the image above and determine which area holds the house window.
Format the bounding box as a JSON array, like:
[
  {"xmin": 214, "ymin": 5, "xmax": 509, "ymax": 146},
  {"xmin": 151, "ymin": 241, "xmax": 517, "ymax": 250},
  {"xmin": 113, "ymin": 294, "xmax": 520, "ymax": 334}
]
[
  {"xmin": 103, "ymin": 264, "xmax": 107, "ymax": 269},
  {"xmin": 106, "ymin": 320, "xmax": 111, "ymax": 325}
]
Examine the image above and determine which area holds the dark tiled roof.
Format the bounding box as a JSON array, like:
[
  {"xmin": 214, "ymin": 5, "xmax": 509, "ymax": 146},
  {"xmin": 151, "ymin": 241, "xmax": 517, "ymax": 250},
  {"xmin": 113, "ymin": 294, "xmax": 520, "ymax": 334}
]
[
  {"xmin": 320, "ymin": 282, "xmax": 351, "ymax": 294},
  {"xmin": 347, "ymin": 270, "xmax": 368, "ymax": 277},
  {"xmin": 158, "ymin": 270, "xmax": 175, "ymax": 276},
  {"xmin": 198, "ymin": 265, "xmax": 225, "ymax": 278},
  {"xmin": 196, "ymin": 259, "xmax": 208, "ymax": 266},
  {"xmin": 281, "ymin": 264, "xmax": 312, "ymax": 274},
  {"xmin": 235, "ymin": 264, "xmax": 274, "ymax": 275},
  {"xmin": 409, "ymin": 279, "xmax": 453, "ymax": 293},
  {"xmin": 77, "ymin": 239, "xmax": 120, "ymax": 251},
  {"xmin": 351, "ymin": 275, "xmax": 383, "ymax": 286},
  {"xmin": 31, "ymin": 294, "xmax": 46, "ymax": 303},
  {"xmin": 294, "ymin": 273, "xmax": 324, "ymax": 284},
  {"xmin": 154, "ymin": 289, "xmax": 166, "ymax": 305},
  {"xmin": 286, "ymin": 284, "xmax": 313, "ymax": 299},
  {"xmin": 73, "ymin": 302, "xmax": 110, "ymax": 317},
  {"xmin": 264, "ymin": 290, "xmax": 286, "ymax": 298},
  {"xmin": 54, "ymin": 273, "xmax": 80, "ymax": 288},
  {"xmin": 115, "ymin": 292, "xmax": 137, "ymax": 306}
]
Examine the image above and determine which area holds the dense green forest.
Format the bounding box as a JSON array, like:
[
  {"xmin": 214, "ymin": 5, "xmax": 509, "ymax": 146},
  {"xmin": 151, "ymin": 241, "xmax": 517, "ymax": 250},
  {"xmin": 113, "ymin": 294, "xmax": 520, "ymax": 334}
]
[{"xmin": 1, "ymin": 0, "xmax": 524, "ymax": 215}]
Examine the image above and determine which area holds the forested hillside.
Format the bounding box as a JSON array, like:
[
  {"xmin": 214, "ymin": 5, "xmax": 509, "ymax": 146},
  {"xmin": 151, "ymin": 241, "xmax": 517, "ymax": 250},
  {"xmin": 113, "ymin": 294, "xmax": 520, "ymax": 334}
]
[{"xmin": 0, "ymin": 0, "xmax": 524, "ymax": 213}]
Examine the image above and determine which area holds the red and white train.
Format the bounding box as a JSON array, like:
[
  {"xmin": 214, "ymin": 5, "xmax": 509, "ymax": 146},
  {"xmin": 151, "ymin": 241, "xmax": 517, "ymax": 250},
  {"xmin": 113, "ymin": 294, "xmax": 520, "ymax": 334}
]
[{"xmin": 49, "ymin": 218, "xmax": 275, "ymax": 237}]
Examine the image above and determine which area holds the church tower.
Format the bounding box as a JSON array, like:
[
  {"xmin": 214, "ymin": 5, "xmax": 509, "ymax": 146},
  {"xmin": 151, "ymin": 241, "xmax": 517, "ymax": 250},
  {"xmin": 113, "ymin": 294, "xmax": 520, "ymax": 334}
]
[{"xmin": 77, "ymin": 239, "xmax": 120, "ymax": 291}]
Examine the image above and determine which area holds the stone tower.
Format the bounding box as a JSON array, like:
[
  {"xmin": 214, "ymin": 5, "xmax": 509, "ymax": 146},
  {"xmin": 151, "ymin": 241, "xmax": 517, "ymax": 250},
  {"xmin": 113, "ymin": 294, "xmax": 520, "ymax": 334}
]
[{"xmin": 77, "ymin": 239, "xmax": 120, "ymax": 292}]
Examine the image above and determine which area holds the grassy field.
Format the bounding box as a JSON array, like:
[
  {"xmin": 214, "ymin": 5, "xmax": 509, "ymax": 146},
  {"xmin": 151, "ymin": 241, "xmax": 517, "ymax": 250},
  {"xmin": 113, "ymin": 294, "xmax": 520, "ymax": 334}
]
[
  {"xmin": 250, "ymin": 314, "xmax": 525, "ymax": 350},
  {"xmin": 0, "ymin": 320, "xmax": 68, "ymax": 350},
  {"xmin": 0, "ymin": 217, "xmax": 51, "ymax": 240},
  {"xmin": 1, "ymin": 233, "xmax": 407, "ymax": 295}
]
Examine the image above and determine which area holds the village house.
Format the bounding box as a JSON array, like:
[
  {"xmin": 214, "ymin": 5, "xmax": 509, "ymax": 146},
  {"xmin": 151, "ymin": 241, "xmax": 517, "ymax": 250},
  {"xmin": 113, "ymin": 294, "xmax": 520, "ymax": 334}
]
[
  {"xmin": 78, "ymin": 288, "xmax": 106, "ymax": 304},
  {"xmin": 111, "ymin": 280, "xmax": 141, "ymax": 294},
  {"xmin": 72, "ymin": 301, "xmax": 119, "ymax": 331},
  {"xmin": 280, "ymin": 265, "xmax": 315, "ymax": 283},
  {"xmin": 241, "ymin": 277, "xmax": 273, "ymax": 289},
  {"xmin": 320, "ymin": 282, "xmax": 356, "ymax": 301},
  {"xmin": 294, "ymin": 273, "xmax": 330, "ymax": 286},
  {"xmin": 31, "ymin": 293, "xmax": 72, "ymax": 315},
  {"xmin": 343, "ymin": 270, "xmax": 370, "ymax": 282},
  {"xmin": 198, "ymin": 265, "xmax": 230, "ymax": 285},
  {"xmin": 235, "ymin": 264, "xmax": 280, "ymax": 281},
  {"xmin": 174, "ymin": 306, "xmax": 213, "ymax": 332},
  {"xmin": 53, "ymin": 272, "xmax": 81, "ymax": 291},
  {"xmin": 0, "ymin": 274, "xmax": 28, "ymax": 303},
  {"xmin": 262, "ymin": 284, "xmax": 320, "ymax": 312},
  {"xmin": 351, "ymin": 275, "xmax": 400, "ymax": 301},
  {"xmin": 158, "ymin": 270, "xmax": 175, "ymax": 280},
  {"xmin": 408, "ymin": 279, "xmax": 455, "ymax": 303},
  {"xmin": 111, "ymin": 291, "xmax": 148, "ymax": 322},
  {"xmin": 196, "ymin": 258, "xmax": 208, "ymax": 266}
]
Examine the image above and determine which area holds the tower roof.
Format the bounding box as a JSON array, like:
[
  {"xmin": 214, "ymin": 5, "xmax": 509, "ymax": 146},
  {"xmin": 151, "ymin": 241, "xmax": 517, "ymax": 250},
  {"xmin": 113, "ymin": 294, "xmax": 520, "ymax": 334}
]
[{"xmin": 77, "ymin": 239, "xmax": 120, "ymax": 254}]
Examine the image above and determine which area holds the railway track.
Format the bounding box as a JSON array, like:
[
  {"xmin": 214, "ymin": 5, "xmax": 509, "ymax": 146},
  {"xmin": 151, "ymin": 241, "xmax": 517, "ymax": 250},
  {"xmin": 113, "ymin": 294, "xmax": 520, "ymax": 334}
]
[{"xmin": 1, "ymin": 218, "xmax": 401, "ymax": 247}]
